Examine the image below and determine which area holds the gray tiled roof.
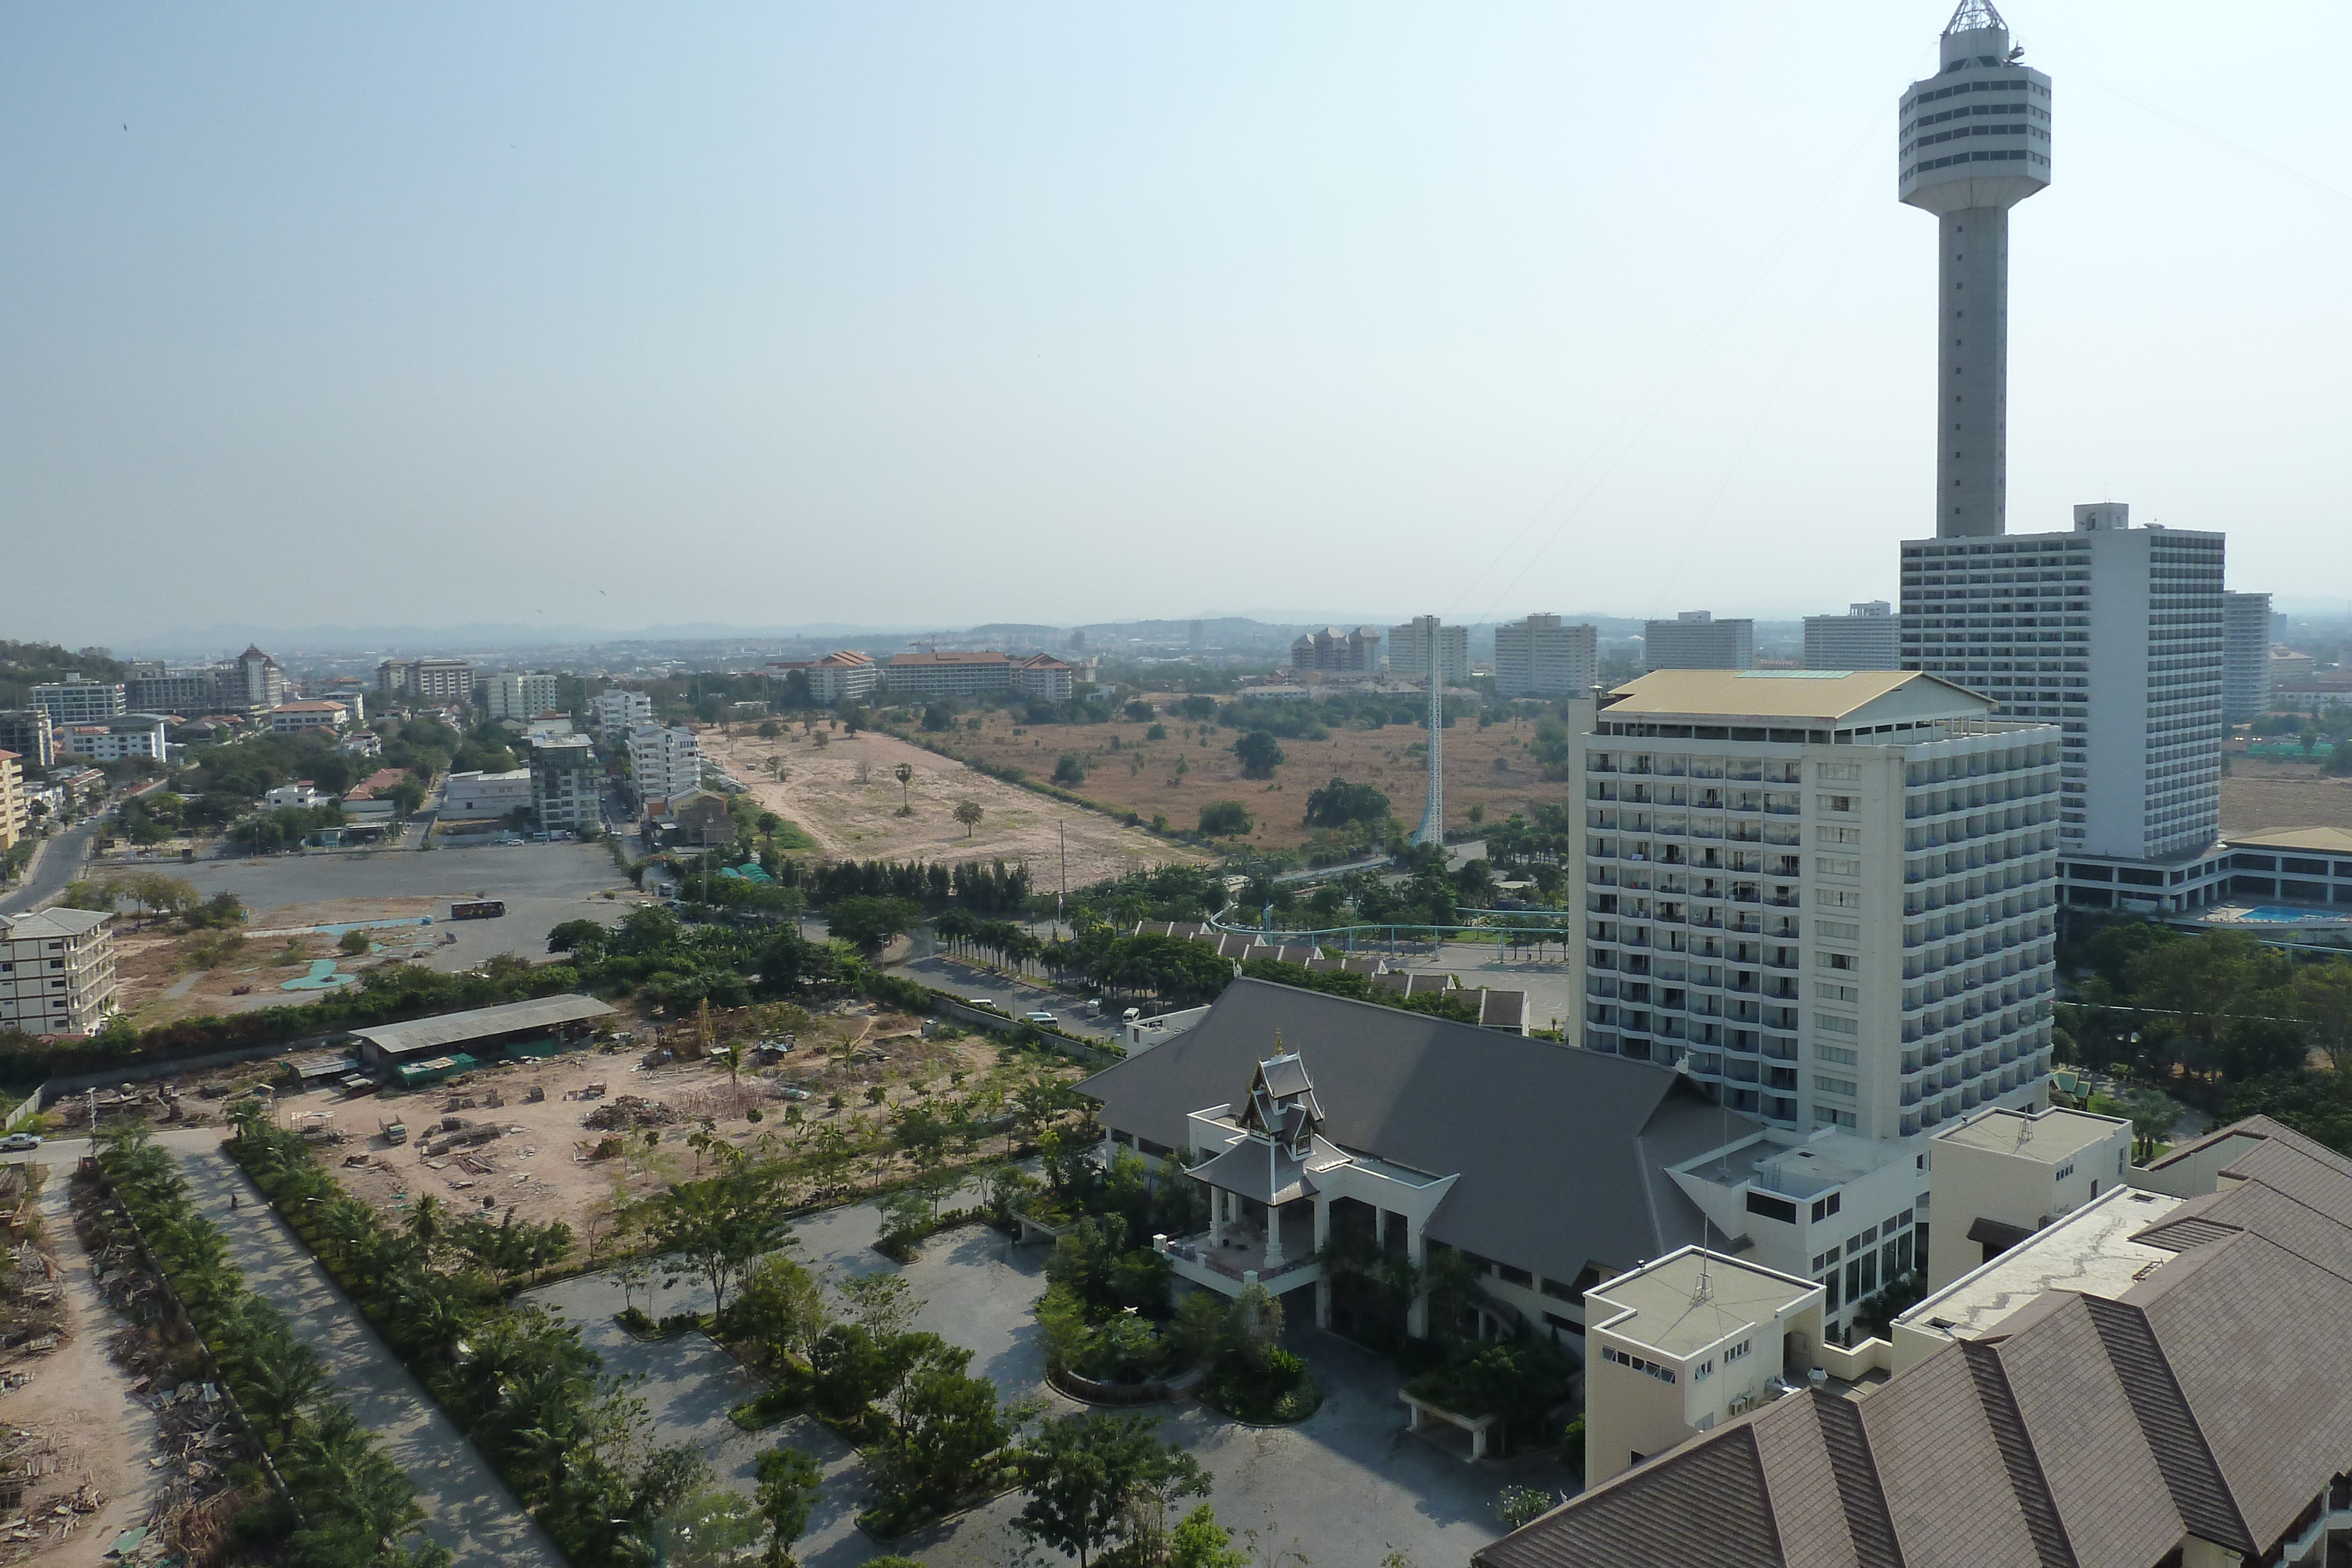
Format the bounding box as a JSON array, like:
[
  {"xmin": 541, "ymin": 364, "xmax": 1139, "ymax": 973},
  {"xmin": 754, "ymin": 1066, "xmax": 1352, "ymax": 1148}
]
[
  {"xmin": 347, "ymin": 994, "xmax": 614, "ymax": 1059},
  {"xmin": 1478, "ymin": 1115, "xmax": 2352, "ymax": 1568},
  {"xmin": 1077, "ymin": 978, "xmax": 1758, "ymax": 1288}
]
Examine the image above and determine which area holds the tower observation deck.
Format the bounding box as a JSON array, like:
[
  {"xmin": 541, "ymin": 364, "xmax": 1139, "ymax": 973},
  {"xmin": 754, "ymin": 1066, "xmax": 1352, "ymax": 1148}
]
[{"xmin": 1899, "ymin": 0, "xmax": 2052, "ymax": 537}]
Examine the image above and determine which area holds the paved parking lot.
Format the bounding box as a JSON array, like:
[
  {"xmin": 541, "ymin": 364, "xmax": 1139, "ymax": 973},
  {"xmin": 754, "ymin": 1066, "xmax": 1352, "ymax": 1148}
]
[
  {"xmin": 170, "ymin": 840, "xmax": 633, "ymax": 969},
  {"xmin": 530, "ymin": 1188, "xmax": 1549, "ymax": 1566}
]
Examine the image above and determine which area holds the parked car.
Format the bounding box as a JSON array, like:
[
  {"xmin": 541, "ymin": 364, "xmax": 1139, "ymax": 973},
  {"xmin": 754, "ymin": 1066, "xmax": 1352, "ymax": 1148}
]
[
  {"xmin": 965, "ymin": 998, "xmax": 997, "ymax": 1011},
  {"xmin": 1, "ymin": 1133, "xmax": 42, "ymax": 1152},
  {"xmin": 1024, "ymin": 1010, "xmax": 1057, "ymax": 1026}
]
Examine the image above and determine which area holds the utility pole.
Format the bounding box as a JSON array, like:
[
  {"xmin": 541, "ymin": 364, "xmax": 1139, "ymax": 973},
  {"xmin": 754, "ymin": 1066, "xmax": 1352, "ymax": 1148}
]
[{"xmin": 1058, "ymin": 820, "xmax": 1067, "ymax": 927}]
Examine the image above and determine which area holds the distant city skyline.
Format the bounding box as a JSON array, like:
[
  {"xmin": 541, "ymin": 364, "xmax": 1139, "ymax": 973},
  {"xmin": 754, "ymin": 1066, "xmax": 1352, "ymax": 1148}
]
[{"xmin": 5, "ymin": 1, "xmax": 2346, "ymax": 646}]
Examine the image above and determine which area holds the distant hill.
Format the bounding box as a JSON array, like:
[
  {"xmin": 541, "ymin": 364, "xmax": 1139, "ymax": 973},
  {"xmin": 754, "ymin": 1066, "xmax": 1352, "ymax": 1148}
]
[{"xmin": 0, "ymin": 640, "xmax": 130, "ymax": 711}]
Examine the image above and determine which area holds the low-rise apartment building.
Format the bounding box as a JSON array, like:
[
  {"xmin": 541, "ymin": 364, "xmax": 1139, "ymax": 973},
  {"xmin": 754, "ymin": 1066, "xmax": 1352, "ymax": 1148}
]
[
  {"xmin": 529, "ymin": 735, "xmax": 600, "ymax": 834},
  {"xmin": 1924, "ymin": 1103, "xmax": 2133, "ymax": 1289},
  {"xmin": 0, "ymin": 750, "xmax": 23, "ymax": 852},
  {"xmin": 1289, "ymin": 626, "xmax": 1385, "ymax": 676},
  {"xmin": 268, "ymin": 700, "xmax": 358, "ymax": 733},
  {"xmin": 0, "ymin": 710, "xmax": 56, "ymax": 770},
  {"xmin": 59, "ymin": 715, "xmax": 169, "ymax": 762},
  {"xmin": 376, "ymin": 657, "xmax": 474, "ymax": 704},
  {"xmin": 590, "ymin": 688, "xmax": 654, "ymax": 732},
  {"xmin": 0, "ymin": 907, "xmax": 118, "ymax": 1034},
  {"xmin": 441, "ymin": 769, "xmax": 533, "ymax": 819},
  {"xmin": 32, "ymin": 680, "xmax": 128, "ymax": 724},
  {"xmin": 627, "ymin": 724, "xmax": 704, "ymax": 808},
  {"xmin": 486, "ymin": 673, "xmax": 561, "ymax": 721},
  {"xmin": 1010, "ymin": 653, "xmax": 1075, "ymax": 703},
  {"xmin": 125, "ymin": 668, "xmax": 222, "ymax": 714}
]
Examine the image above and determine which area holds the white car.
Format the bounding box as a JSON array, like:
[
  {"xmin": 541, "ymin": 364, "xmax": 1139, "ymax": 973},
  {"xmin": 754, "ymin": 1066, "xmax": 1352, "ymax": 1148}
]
[
  {"xmin": 1024, "ymin": 1010, "xmax": 1057, "ymax": 1026},
  {"xmin": 0, "ymin": 1133, "xmax": 41, "ymax": 1152}
]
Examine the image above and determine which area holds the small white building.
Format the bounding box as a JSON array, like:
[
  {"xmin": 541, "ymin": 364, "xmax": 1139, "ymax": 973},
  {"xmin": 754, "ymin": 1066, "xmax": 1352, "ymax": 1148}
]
[
  {"xmin": 265, "ymin": 782, "xmax": 330, "ymax": 810},
  {"xmin": 442, "ymin": 768, "xmax": 533, "ymax": 819},
  {"xmin": 1923, "ymin": 1104, "xmax": 2133, "ymax": 1289},
  {"xmin": 1583, "ymin": 1248, "xmax": 1825, "ymax": 1489},
  {"xmin": 627, "ymin": 724, "xmax": 704, "ymax": 808},
  {"xmin": 269, "ymin": 700, "xmax": 356, "ymax": 733}
]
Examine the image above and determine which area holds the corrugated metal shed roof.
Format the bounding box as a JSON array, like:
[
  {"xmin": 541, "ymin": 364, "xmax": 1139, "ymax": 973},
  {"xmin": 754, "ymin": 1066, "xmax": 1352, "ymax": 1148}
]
[{"xmin": 349, "ymin": 995, "xmax": 613, "ymax": 1059}]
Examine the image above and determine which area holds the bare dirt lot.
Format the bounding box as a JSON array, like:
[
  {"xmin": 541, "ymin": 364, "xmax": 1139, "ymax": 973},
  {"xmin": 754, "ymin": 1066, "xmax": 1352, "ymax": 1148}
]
[
  {"xmin": 286, "ymin": 1002, "xmax": 1082, "ymax": 1251},
  {"xmin": 699, "ymin": 725, "xmax": 1210, "ymax": 882},
  {"xmin": 2221, "ymin": 758, "xmax": 2352, "ymax": 836},
  {"xmin": 899, "ymin": 701, "xmax": 1569, "ymax": 851}
]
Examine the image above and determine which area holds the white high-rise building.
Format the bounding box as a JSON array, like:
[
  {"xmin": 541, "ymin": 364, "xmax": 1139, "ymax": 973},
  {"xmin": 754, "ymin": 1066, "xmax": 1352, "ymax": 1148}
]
[
  {"xmin": 1642, "ymin": 612, "xmax": 1754, "ymax": 671},
  {"xmin": 1494, "ymin": 615, "xmax": 1599, "ymax": 698},
  {"xmin": 628, "ymin": 723, "xmax": 704, "ymax": 810},
  {"xmin": 1802, "ymin": 603, "xmax": 1901, "ymax": 671},
  {"xmin": 530, "ymin": 734, "xmax": 601, "ymax": 834},
  {"xmin": 1898, "ymin": 505, "xmax": 2229, "ymax": 911},
  {"xmin": 31, "ymin": 680, "xmax": 127, "ymax": 724},
  {"xmin": 1387, "ymin": 617, "xmax": 1468, "ymax": 684},
  {"xmin": 488, "ymin": 672, "xmax": 562, "ymax": 721},
  {"xmin": 2222, "ymin": 591, "xmax": 2274, "ymax": 725},
  {"xmin": 1900, "ymin": 1, "xmax": 2053, "ymax": 538},
  {"xmin": 591, "ymin": 688, "xmax": 654, "ymax": 733},
  {"xmin": 1568, "ymin": 670, "xmax": 2060, "ymax": 1143}
]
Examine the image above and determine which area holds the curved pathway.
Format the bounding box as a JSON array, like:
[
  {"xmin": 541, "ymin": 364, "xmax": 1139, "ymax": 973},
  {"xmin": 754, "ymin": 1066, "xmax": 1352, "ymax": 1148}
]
[{"xmin": 169, "ymin": 1139, "xmax": 565, "ymax": 1567}]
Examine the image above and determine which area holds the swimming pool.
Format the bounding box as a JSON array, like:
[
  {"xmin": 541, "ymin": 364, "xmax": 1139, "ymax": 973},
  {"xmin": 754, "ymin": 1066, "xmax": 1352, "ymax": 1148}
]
[{"xmin": 2236, "ymin": 905, "xmax": 2340, "ymax": 923}]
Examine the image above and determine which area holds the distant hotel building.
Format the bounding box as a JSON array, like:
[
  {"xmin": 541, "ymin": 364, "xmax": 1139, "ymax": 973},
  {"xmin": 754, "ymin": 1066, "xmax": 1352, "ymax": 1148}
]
[
  {"xmin": 1801, "ymin": 601, "xmax": 1900, "ymax": 671},
  {"xmin": 877, "ymin": 651, "xmax": 1073, "ymax": 704},
  {"xmin": 1288, "ymin": 626, "xmax": 1384, "ymax": 676},
  {"xmin": 58, "ymin": 715, "xmax": 169, "ymax": 762},
  {"xmin": 2221, "ymin": 590, "xmax": 2273, "ymax": 723},
  {"xmin": 1493, "ymin": 615, "xmax": 1598, "ymax": 698},
  {"xmin": 767, "ymin": 650, "xmax": 881, "ymax": 704},
  {"xmin": 1388, "ymin": 616, "xmax": 1469, "ymax": 684},
  {"xmin": 1899, "ymin": 504, "xmax": 2229, "ymax": 912},
  {"xmin": 487, "ymin": 672, "xmax": 562, "ymax": 721},
  {"xmin": 1642, "ymin": 611, "xmax": 1755, "ymax": 671},
  {"xmin": 1569, "ymin": 670, "xmax": 2060, "ymax": 1142}
]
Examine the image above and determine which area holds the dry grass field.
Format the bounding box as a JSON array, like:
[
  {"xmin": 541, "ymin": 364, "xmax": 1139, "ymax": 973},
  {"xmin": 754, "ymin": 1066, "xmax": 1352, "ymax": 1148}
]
[
  {"xmin": 916, "ymin": 700, "xmax": 1575, "ymax": 851},
  {"xmin": 2221, "ymin": 757, "xmax": 2352, "ymax": 837},
  {"xmin": 701, "ymin": 724, "xmax": 1210, "ymax": 882}
]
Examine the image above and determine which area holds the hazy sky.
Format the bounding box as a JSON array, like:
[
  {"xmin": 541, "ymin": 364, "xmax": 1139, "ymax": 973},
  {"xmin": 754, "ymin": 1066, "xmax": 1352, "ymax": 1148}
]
[{"xmin": 5, "ymin": 2, "xmax": 2348, "ymax": 649}]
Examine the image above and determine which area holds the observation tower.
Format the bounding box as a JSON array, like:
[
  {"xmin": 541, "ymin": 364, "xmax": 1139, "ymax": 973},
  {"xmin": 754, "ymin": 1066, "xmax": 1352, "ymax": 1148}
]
[{"xmin": 1899, "ymin": 0, "xmax": 2052, "ymax": 537}]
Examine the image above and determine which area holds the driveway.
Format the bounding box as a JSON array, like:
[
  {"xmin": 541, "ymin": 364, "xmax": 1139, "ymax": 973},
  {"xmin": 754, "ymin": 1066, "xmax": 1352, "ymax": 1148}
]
[
  {"xmin": 529, "ymin": 1187, "xmax": 1543, "ymax": 1566},
  {"xmin": 173, "ymin": 1139, "xmax": 566, "ymax": 1568}
]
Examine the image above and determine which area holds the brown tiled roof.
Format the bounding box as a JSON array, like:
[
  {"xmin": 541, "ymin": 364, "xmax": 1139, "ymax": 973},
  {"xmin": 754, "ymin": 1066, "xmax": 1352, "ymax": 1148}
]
[{"xmin": 1479, "ymin": 1115, "xmax": 2352, "ymax": 1568}]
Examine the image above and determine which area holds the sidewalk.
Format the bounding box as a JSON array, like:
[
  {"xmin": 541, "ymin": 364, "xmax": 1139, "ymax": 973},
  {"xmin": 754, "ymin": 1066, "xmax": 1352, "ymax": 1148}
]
[{"xmin": 172, "ymin": 1144, "xmax": 565, "ymax": 1568}]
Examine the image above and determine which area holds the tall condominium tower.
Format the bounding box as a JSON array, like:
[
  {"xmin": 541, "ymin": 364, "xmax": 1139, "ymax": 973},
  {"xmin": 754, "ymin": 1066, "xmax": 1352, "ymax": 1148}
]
[
  {"xmin": 1900, "ymin": 1, "xmax": 2053, "ymax": 538},
  {"xmin": 2221, "ymin": 591, "xmax": 2275, "ymax": 724},
  {"xmin": 1494, "ymin": 614, "xmax": 1599, "ymax": 698},
  {"xmin": 1802, "ymin": 603, "xmax": 1902, "ymax": 671},
  {"xmin": 1568, "ymin": 671, "xmax": 2060, "ymax": 1142},
  {"xmin": 1643, "ymin": 612, "xmax": 1755, "ymax": 671},
  {"xmin": 1898, "ymin": 506, "xmax": 2229, "ymax": 911}
]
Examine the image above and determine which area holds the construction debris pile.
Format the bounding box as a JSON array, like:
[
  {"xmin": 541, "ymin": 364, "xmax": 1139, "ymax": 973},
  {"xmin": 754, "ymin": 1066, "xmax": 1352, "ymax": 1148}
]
[
  {"xmin": 0, "ymin": 1428, "xmax": 105, "ymax": 1553},
  {"xmin": 582, "ymin": 1095, "xmax": 679, "ymax": 1132},
  {"xmin": 418, "ymin": 1116, "xmax": 509, "ymax": 1158},
  {"xmin": 667, "ymin": 1082, "xmax": 769, "ymax": 1122}
]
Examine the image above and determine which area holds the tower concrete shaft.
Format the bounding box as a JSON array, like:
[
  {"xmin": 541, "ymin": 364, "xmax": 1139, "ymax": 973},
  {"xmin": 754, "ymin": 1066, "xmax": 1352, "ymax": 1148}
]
[{"xmin": 1899, "ymin": 1, "xmax": 2052, "ymax": 538}]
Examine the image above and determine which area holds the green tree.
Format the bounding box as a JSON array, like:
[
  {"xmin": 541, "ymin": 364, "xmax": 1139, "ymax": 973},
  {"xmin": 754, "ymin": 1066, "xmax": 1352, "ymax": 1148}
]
[
  {"xmin": 1197, "ymin": 801, "xmax": 1252, "ymax": 838},
  {"xmin": 723, "ymin": 1253, "xmax": 828, "ymax": 1364},
  {"xmin": 752, "ymin": 1445, "xmax": 823, "ymax": 1568},
  {"xmin": 823, "ymin": 895, "xmax": 923, "ymax": 953},
  {"xmin": 954, "ymin": 800, "xmax": 984, "ymax": 837},
  {"xmin": 1053, "ymin": 753, "xmax": 1088, "ymax": 787},
  {"xmin": 1231, "ymin": 731, "xmax": 1285, "ymax": 779},
  {"xmin": 646, "ymin": 1159, "xmax": 793, "ymax": 1320},
  {"xmin": 1168, "ymin": 1504, "xmax": 1250, "ymax": 1568},
  {"xmin": 1013, "ymin": 1412, "xmax": 1211, "ymax": 1568},
  {"xmin": 1302, "ymin": 777, "xmax": 1390, "ymax": 830},
  {"xmin": 337, "ymin": 928, "xmax": 370, "ymax": 957}
]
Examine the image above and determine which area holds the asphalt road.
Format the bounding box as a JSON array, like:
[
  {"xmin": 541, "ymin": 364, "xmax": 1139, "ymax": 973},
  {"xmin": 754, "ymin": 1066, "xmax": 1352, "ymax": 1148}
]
[{"xmin": 0, "ymin": 815, "xmax": 99, "ymax": 914}]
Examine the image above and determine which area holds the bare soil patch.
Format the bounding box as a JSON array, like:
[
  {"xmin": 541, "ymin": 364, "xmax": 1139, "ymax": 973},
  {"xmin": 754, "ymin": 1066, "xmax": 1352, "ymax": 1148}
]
[
  {"xmin": 290, "ymin": 1001, "xmax": 1080, "ymax": 1253},
  {"xmin": 895, "ymin": 702, "xmax": 1567, "ymax": 851},
  {"xmin": 699, "ymin": 724, "xmax": 1209, "ymax": 883},
  {"xmin": 2221, "ymin": 758, "xmax": 2352, "ymax": 837}
]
